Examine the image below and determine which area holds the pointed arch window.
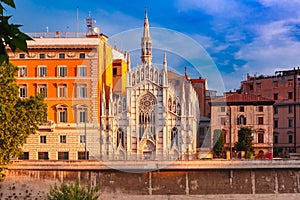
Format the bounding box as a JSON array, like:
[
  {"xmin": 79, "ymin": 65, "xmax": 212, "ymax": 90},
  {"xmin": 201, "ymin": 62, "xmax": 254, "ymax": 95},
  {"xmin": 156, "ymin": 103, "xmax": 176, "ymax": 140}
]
[
  {"xmin": 139, "ymin": 93, "xmax": 156, "ymax": 139},
  {"xmin": 171, "ymin": 127, "xmax": 179, "ymax": 147},
  {"xmin": 168, "ymin": 98, "xmax": 172, "ymax": 110},
  {"xmin": 116, "ymin": 128, "xmax": 126, "ymax": 149}
]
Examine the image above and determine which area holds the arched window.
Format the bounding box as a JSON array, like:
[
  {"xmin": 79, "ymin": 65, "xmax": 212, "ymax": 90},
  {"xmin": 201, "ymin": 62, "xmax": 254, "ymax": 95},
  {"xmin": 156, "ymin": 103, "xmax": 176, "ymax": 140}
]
[
  {"xmin": 159, "ymin": 74, "xmax": 163, "ymax": 85},
  {"xmin": 116, "ymin": 128, "xmax": 126, "ymax": 149},
  {"xmin": 172, "ymin": 101, "xmax": 176, "ymax": 113},
  {"xmin": 138, "ymin": 93, "xmax": 156, "ymax": 139},
  {"xmin": 237, "ymin": 115, "xmax": 246, "ymax": 125},
  {"xmin": 154, "ymin": 71, "xmax": 158, "ymax": 83},
  {"xmin": 168, "ymin": 98, "xmax": 172, "ymax": 110},
  {"xmin": 177, "ymin": 103, "xmax": 181, "ymax": 115},
  {"xmin": 132, "ymin": 74, "xmax": 135, "ymax": 86},
  {"xmin": 145, "ymin": 66, "xmax": 149, "ymax": 79},
  {"xmin": 171, "ymin": 127, "xmax": 179, "ymax": 147},
  {"xmin": 150, "ymin": 68, "xmax": 153, "ymax": 80},
  {"xmin": 141, "ymin": 68, "xmax": 144, "ymax": 81},
  {"xmin": 137, "ymin": 71, "xmax": 140, "ymax": 83},
  {"xmin": 56, "ymin": 104, "xmax": 68, "ymax": 123}
]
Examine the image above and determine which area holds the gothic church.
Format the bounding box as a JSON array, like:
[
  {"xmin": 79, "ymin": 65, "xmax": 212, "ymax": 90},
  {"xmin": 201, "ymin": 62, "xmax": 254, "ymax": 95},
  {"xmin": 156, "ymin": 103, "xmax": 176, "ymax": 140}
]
[{"xmin": 100, "ymin": 11, "xmax": 200, "ymax": 160}]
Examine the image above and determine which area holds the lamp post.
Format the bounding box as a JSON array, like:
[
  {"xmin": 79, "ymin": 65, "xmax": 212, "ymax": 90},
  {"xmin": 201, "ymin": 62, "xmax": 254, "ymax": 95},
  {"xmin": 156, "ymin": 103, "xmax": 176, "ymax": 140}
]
[{"xmin": 85, "ymin": 107, "xmax": 87, "ymax": 160}]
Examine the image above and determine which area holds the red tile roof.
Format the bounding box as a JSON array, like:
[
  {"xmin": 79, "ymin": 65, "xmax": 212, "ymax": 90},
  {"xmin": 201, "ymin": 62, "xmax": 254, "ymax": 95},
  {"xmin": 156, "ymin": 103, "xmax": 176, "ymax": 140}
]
[{"xmin": 211, "ymin": 93, "xmax": 274, "ymax": 105}]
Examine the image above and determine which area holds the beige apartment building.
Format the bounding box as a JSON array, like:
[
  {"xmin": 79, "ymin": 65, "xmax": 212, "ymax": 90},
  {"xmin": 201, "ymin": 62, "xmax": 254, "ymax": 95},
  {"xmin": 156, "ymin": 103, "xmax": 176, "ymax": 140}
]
[
  {"xmin": 210, "ymin": 93, "xmax": 274, "ymax": 157},
  {"xmin": 241, "ymin": 69, "xmax": 300, "ymax": 155}
]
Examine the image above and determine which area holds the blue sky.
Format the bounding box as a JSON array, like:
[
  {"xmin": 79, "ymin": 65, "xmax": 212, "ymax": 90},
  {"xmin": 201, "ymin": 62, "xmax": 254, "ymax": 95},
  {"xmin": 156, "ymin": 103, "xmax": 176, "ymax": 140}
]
[{"xmin": 6, "ymin": 0, "xmax": 300, "ymax": 92}]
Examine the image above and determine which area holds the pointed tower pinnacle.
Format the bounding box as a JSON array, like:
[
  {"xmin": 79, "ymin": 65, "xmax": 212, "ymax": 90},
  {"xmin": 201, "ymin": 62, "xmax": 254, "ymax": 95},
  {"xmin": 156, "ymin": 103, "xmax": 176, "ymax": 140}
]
[
  {"xmin": 141, "ymin": 9, "xmax": 152, "ymax": 65},
  {"xmin": 163, "ymin": 52, "xmax": 167, "ymax": 71},
  {"xmin": 127, "ymin": 52, "xmax": 131, "ymax": 72}
]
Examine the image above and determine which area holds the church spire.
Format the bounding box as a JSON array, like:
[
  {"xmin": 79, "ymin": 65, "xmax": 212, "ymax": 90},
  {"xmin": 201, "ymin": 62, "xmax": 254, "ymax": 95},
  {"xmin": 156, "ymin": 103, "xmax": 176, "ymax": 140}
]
[
  {"xmin": 163, "ymin": 52, "xmax": 167, "ymax": 71},
  {"xmin": 141, "ymin": 9, "xmax": 152, "ymax": 65}
]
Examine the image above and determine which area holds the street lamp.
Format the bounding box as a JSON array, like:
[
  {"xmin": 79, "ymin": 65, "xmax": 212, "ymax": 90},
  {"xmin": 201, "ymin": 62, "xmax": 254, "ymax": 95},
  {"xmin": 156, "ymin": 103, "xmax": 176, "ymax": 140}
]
[
  {"xmin": 84, "ymin": 107, "xmax": 87, "ymax": 160},
  {"xmin": 227, "ymin": 107, "xmax": 232, "ymax": 159}
]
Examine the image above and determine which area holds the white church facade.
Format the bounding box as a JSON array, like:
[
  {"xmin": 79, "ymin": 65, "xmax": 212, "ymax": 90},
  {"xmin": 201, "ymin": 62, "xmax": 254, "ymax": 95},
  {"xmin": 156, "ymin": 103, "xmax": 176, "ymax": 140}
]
[{"xmin": 100, "ymin": 12, "xmax": 200, "ymax": 160}]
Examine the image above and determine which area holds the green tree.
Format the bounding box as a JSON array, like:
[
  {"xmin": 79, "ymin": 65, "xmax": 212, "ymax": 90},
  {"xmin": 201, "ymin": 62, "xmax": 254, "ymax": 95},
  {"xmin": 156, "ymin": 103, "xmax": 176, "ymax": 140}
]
[
  {"xmin": 0, "ymin": 62, "xmax": 47, "ymax": 181},
  {"xmin": 1, "ymin": 0, "xmax": 31, "ymax": 64},
  {"xmin": 234, "ymin": 127, "xmax": 253, "ymax": 159},
  {"xmin": 47, "ymin": 179, "xmax": 100, "ymax": 200},
  {"xmin": 0, "ymin": 0, "xmax": 39, "ymax": 181},
  {"xmin": 212, "ymin": 129, "xmax": 225, "ymax": 158}
]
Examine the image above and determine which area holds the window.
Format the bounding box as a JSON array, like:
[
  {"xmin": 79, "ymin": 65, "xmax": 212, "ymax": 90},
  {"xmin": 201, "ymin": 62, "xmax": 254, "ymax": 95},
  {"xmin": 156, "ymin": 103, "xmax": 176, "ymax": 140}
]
[
  {"xmin": 58, "ymin": 152, "xmax": 69, "ymax": 160},
  {"xmin": 220, "ymin": 106, "xmax": 225, "ymax": 112},
  {"xmin": 79, "ymin": 109, "xmax": 87, "ymax": 123},
  {"xmin": 78, "ymin": 66, "xmax": 87, "ymax": 77},
  {"xmin": 238, "ymin": 115, "xmax": 246, "ymax": 125},
  {"xmin": 239, "ymin": 106, "xmax": 244, "ymax": 112},
  {"xmin": 60, "ymin": 135, "xmax": 66, "ymax": 143},
  {"xmin": 289, "ymin": 134, "xmax": 293, "ymax": 144},
  {"xmin": 289, "ymin": 118, "xmax": 293, "ymax": 128},
  {"xmin": 78, "ymin": 151, "xmax": 89, "ymax": 160},
  {"xmin": 288, "ymin": 92, "xmax": 293, "ymax": 99},
  {"xmin": 58, "ymin": 66, "xmax": 67, "ymax": 77},
  {"xmin": 258, "ymin": 106, "xmax": 263, "ymax": 112},
  {"xmin": 274, "ymin": 119, "xmax": 278, "ymax": 129},
  {"xmin": 274, "ymin": 134, "xmax": 278, "ymax": 144},
  {"xmin": 221, "ymin": 117, "xmax": 226, "ymax": 125},
  {"xmin": 39, "ymin": 54, "xmax": 45, "ymax": 59},
  {"xmin": 273, "ymin": 93, "xmax": 278, "ymax": 100},
  {"xmin": 19, "ymin": 66, "xmax": 27, "ymax": 77},
  {"xmin": 57, "ymin": 104, "xmax": 68, "ymax": 123},
  {"xmin": 37, "ymin": 84, "xmax": 47, "ymax": 97},
  {"xmin": 116, "ymin": 128, "xmax": 126, "ymax": 149},
  {"xmin": 38, "ymin": 66, "xmax": 47, "ymax": 77},
  {"xmin": 80, "ymin": 135, "xmax": 86, "ymax": 143},
  {"xmin": 19, "ymin": 152, "xmax": 29, "ymax": 160},
  {"xmin": 258, "ymin": 117, "xmax": 264, "ymax": 125},
  {"xmin": 57, "ymin": 84, "xmax": 67, "ymax": 98},
  {"xmin": 258, "ymin": 132, "xmax": 264, "ymax": 143},
  {"xmin": 40, "ymin": 136, "xmax": 46, "ymax": 143},
  {"xmin": 249, "ymin": 84, "xmax": 253, "ymax": 90},
  {"xmin": 256, "ymin": 83, "xmax": 261, "ymax": 90},
  {"xmin": 274, "ymin": 106, "xmax": 278, "ymax": 115},
  {"xmin": 78, "ymin": 84, "xmax": 87, "ymax": 98},
  {"xmin": 79, "ymin": 53, "xmax": 85, "ymax": 59},
  {"xmin": 273, "ymin": 81, "xmax": 278, "ymax": 88},
  {"xmin": 19, "ymin": 53, "xmax": 25, "ymax": 59},
  {"xmin": 19, "ymin": 84, "xmax": 27, "ymax": 98},
  {"xmin": 59, "ymin": 53, "xmax": 65, "ymax": 58},
  {"xmin": 38, "ymin": 152, "xmax": 49, "ymax": 160},
  {"xmin": 113, "ymin": 68, "xmax": 117, "ymax": 76},
  {"xmin": 288, "ymin": 79, "xmax": 293, "ymax": 87},
  {"xmin": 289, "ymin": 105, "xmax": 293, "ymax": 113}
]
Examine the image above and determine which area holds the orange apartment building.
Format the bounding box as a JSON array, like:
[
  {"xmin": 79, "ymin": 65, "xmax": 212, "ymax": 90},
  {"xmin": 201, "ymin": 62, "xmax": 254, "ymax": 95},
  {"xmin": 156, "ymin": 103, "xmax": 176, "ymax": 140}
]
[
  {"xmin": 240, "ymin": 69, "xmax": 300, "ymax": 156},
  {"xmin": 9, "ymin": 35, "xmax": 128, "ymax": 161}
]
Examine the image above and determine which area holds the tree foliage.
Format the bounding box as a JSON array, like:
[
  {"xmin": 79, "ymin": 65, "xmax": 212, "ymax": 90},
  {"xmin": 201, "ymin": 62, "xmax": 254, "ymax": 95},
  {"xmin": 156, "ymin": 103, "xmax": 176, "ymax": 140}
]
[
  {"xmin": 0, "ymin": 0, "xmax": 31, "ymax": 64},
  {"xmin": 47, "ymin": 179, "xmax": 100, "ymax": 200},
  {"xmin": 0, "ymin": 62, "xmax": 47, "ymax": 181},
  {"xmin": 234, "ymin": 127, "xmax": 253, "ymax": 159},
  {"xmin": 0, "ymin": 0, "xmax": 41, "ymax": 181},
  {"xmin": 212, "ymin": 129, "xmax": 225, "ymax": 158}
]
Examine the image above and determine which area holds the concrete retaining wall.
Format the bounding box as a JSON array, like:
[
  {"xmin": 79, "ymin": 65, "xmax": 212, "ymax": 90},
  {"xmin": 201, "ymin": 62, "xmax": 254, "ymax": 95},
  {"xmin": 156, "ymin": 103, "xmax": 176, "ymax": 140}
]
[{"xmin": 1, "ymin": 160, "xmax": 300, "ymax": 199}]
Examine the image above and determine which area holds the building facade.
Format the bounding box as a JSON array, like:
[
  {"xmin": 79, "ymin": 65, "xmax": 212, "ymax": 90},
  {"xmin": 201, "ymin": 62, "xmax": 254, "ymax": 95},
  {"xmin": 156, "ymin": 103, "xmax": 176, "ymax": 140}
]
[
  {"xmin": 99, "ymin": 12, "xmax": 200, "ymax": 160},
  {"xmin": 10, "ymin": 33, "xmax": 127, "ymax": 160},
  {"xmin": 210, "ymin": 93, "xmax": 274, "ymax": 158},
  {"xmin": 241, "ymin": 69, "xmax": 300, "ymax": 155}
]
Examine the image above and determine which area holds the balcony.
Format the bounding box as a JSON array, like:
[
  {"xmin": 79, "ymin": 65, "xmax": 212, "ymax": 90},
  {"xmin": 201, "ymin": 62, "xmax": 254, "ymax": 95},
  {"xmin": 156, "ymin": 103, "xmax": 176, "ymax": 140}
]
[{"xmin": 39, "ymin": 120, "xmax": 54, "ymax": 131}]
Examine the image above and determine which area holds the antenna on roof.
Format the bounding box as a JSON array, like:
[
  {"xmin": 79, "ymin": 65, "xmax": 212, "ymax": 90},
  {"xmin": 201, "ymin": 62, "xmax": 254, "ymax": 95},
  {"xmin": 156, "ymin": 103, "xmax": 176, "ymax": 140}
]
[{"xmin": 76, "ymin": 7, "xmax": 79, "ymax": 37}]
